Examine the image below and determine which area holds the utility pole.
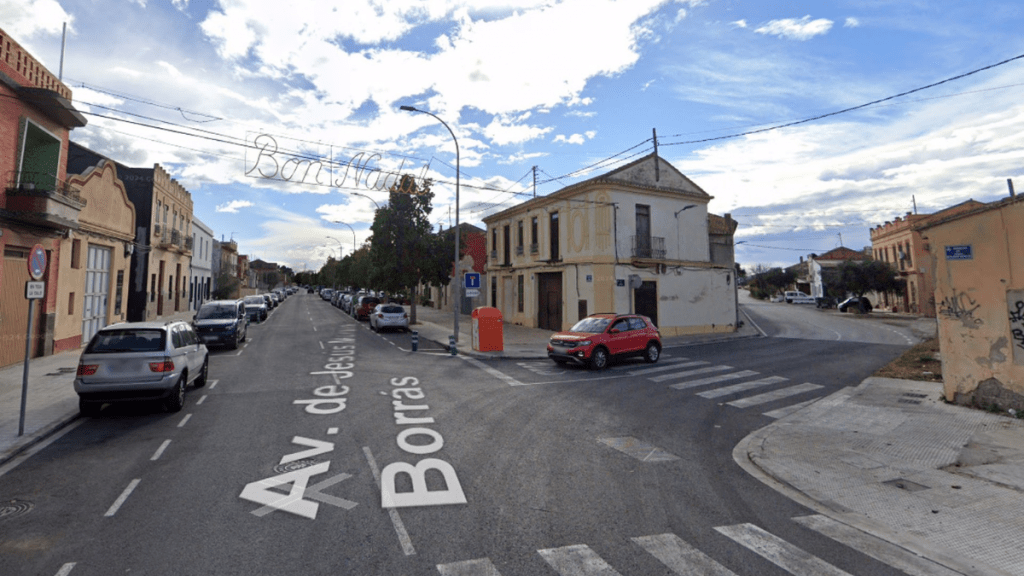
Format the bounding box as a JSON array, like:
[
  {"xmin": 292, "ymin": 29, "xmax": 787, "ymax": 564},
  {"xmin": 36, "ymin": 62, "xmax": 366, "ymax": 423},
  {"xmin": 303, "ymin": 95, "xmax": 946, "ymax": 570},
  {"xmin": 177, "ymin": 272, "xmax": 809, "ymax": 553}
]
[
  {"xmin": 532, "ymin": 166, "xmax": 537, "ymax": 198},
  {"xmin": 652, "ymin": 128, "xmax": 660, "ymax": 182}
]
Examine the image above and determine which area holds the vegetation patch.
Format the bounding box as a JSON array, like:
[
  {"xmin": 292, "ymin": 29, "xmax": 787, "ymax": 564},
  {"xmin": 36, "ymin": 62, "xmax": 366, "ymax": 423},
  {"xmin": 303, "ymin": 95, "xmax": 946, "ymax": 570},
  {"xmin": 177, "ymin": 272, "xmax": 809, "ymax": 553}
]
[{"xmin": 873, "ymin": 338, "xmax": 942, "ymax": 382}]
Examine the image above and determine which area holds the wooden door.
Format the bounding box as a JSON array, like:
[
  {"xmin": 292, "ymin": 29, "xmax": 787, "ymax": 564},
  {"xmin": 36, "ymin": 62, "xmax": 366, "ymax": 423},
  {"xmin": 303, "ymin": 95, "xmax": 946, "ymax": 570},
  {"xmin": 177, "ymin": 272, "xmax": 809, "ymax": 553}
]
[{"xmin": 537, "ymin": 272, "xmax": 562, "ymax": 331}]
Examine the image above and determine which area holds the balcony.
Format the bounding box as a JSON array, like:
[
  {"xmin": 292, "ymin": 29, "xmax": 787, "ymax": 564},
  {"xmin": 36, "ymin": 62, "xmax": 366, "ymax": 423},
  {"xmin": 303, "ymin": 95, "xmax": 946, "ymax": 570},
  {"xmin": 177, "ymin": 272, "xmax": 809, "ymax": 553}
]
[
  {"xmin": 3, "ymin": 171, "xmax": 85, "ymax": 230},
  {"xmin": 529, "ymin": 243, "xmax": 539, "ymax": 255},
  {"xmin": 631, "ymin": 235, "xmax": 666, "ymax": 260},
  {"xmin": 490, "ymin": 250, "xmax": 498, "ymax": 260}
]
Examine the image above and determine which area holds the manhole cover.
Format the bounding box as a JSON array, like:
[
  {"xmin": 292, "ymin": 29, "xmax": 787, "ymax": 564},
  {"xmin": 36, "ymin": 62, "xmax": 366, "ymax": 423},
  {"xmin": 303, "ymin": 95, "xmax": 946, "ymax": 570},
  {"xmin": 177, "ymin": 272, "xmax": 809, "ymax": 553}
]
[
  {"xmin": 272, "ymin": 459, "xmax": 320, "ymax": 474},
  {"xmin": 882, "ymin": 478, "xmax": 929, "ymax": 492},
  {"xmin": 0, "ymin": 500, "xmax": 33, "ymax": 521}
]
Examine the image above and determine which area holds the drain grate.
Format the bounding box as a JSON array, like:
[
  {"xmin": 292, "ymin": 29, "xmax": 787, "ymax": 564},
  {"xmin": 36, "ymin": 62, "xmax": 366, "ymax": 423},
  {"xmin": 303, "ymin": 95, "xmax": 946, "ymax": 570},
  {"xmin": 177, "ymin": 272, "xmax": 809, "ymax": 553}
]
[
  {"xmin": 272, "ymin": 459, "xmax": 320, "ymax": 474},
  {"xmin": 0, "ymin": 500, "xmax": 33, "ymax": 521},
  {"xmin": 882, "ymin": 478, "xmax": 929, "ymax": 492},
  {"xmin": 898, "ymin": 398, "xmax": 923, "ymax": 405},
  {"xmin": 903, "ymin": 393, "xmax": 928, "ymax": 398}
]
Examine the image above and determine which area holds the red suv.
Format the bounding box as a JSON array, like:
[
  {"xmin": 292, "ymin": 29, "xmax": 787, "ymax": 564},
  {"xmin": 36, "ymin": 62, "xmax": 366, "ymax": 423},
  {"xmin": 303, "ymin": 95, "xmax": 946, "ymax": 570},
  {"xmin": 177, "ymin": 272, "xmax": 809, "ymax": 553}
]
[
  {"xmin": 547, "ymin": 313, "xmax": 661, "ymax": 370},
  {"xmin": 354, "ymin": 296, "xmax": 381, "ymax": 321}
]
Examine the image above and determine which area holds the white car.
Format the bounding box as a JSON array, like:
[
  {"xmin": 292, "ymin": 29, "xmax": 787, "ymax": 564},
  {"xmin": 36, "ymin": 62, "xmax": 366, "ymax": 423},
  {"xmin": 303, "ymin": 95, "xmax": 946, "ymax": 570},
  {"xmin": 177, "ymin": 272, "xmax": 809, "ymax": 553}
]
[
  {"xmin": 784, "ymin": 290, "xmax": 816, "ymax": 304},
  {"xmin": 369, "ymin": 304, "xmax": 410, "ymax": 332}
]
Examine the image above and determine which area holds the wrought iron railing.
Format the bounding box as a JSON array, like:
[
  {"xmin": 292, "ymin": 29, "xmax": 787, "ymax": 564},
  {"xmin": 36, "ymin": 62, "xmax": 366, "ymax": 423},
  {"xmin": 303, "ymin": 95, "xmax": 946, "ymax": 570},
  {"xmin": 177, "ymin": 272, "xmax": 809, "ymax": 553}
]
[
  {"xmin": 631, "ymin": 235, "xmax": 666, "ymax": 259},
  {"xmin": 171, "ymin": 229, "xmax": 182, "ymax": 246},
  {"xmin": 6, "ymin": 170, "xmax": 85, "ymax": 205}
]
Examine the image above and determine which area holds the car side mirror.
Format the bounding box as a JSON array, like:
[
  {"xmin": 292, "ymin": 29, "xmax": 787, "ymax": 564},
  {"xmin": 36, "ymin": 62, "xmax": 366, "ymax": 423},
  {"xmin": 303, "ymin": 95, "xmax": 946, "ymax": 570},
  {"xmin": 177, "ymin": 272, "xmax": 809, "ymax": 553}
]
[{"xmin": 609, "ymin": 328, "xmax": 620, "ymax": 334}]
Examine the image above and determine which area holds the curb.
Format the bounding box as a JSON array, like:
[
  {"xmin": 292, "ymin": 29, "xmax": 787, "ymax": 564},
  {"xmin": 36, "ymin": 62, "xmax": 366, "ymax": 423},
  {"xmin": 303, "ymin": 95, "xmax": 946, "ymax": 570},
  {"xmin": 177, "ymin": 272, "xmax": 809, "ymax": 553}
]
[
  {"xmin": 732, "ymin": 384, "xmax": 1011, "ymax": 576},
  {"xmin": 0, "ymin": 410, "xmax": 80, "ymax": 469}
]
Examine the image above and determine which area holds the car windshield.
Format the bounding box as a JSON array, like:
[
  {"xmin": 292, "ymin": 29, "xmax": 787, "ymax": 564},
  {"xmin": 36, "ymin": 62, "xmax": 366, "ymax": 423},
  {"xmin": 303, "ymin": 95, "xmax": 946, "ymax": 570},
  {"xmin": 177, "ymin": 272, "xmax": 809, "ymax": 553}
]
[
  {"xmin": 381, "ymin": 305, "xmax": 404, "ymax": 314},
  {"xmin": 244, "ymin": 297, "xmax": 264, "ymax": 305},
  {"xmin": 196, "ymin": 305, "xmax": 237, "ymax": 319},
  {"xmin": 569, "ymin": 317, "xmax": 611, "ymax": 333},
  {"xmin": 86, "ymin": 329, "xmax": 165, "ymax": 353}
]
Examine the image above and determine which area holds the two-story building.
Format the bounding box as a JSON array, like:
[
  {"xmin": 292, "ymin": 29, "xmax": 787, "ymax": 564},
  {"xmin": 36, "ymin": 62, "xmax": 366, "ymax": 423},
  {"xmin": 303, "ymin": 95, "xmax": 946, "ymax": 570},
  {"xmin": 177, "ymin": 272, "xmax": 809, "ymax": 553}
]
[
  {"xmin": 67, "ymin": 143, "xmax": 194, "ymax": 322},
  {"xmin": 190, "ymin": 217, "xmax": 214, "ymax": 312},
  {"xmin": 0, "ymin": 27, "xmax": 88, "ymax": 367},
  {"xmin": 482, "ymin": 153, "xmax": 737, "ymax": 335}
]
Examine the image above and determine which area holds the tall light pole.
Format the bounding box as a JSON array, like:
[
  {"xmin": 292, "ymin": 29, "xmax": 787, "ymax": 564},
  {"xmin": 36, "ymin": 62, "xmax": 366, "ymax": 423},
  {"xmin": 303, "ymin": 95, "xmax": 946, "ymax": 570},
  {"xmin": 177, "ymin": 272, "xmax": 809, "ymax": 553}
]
[
  {"xmin": 331, "ymin": 221, "xmax": 357, "ymax": 253},
  {"xmin": 350, "ymin": 191, "xmax": 382, "ymax": 211},
  {"xmin": 326, "ymin": 236, "xmax": 344, "ymax": 289},
  {"xmin": 400, "ymin": 104, "xmax": 462, "ymax": 342}
]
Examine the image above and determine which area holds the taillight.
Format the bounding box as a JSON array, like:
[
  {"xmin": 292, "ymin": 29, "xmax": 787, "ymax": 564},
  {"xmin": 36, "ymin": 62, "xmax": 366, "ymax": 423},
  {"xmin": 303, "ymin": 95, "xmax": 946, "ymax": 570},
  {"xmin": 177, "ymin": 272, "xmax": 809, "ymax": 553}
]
[
  {"xmin": 77, "ymin": 364, "xmax": 98, "ymax": 376},
  {"xmin": 403, "ymin": 313, "xmax": 409, "ymax": 319},
  {"xmin": 149, "ymin": 357, "xmax": 175, "ymax": 372},
  {"xmin": 377, "ymin": 314, "xmax": 384, "ymax": 318}
]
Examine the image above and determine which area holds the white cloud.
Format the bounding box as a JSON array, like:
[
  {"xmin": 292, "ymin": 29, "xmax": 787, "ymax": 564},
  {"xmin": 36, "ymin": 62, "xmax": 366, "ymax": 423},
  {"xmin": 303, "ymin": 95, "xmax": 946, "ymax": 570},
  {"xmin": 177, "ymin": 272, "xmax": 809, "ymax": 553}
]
[
  {"xmin": 216, "ymin": 200, "xmax": 255, "ymax": 213},
  {"xmin": 755, "ymin": 16, "xmax": 833, "ymax": 41},
  {"xmin": 0, "ymin": 0, "xmax": 73, "ymax": 41},
  {"xmin": 844, "ymin": 17, "xmax": 861, "ymax": 28},
  {"xmin": 731, "ymin": 20, "xmax": 748, "ymax": 29},
  {"xmin": 553, "ymin": 133, "xmax": 588, "ymax": 145}
]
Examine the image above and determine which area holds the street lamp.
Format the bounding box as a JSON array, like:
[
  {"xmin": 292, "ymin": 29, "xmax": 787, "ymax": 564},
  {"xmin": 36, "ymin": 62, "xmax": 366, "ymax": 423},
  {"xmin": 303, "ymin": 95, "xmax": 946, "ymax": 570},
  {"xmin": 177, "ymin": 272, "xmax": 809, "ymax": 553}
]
[
  {"xmin": 331, "ymin": 221, "xmax": 357, "ymax": 253},
  {"xmin": 400, "ymin": 104, "xmax": 462, "ymax": 343},
  {"xmin": 350, "ymin": 191, "xmax": 381, "ymax": 211}
]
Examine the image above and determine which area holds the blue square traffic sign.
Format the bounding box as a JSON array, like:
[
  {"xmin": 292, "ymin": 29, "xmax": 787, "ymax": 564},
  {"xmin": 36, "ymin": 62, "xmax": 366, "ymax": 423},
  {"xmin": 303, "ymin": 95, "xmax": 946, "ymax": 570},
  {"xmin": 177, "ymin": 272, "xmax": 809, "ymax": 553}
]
[{"xmin": 464, "ymin": 272, "xmax": 481, "ymax": 289}]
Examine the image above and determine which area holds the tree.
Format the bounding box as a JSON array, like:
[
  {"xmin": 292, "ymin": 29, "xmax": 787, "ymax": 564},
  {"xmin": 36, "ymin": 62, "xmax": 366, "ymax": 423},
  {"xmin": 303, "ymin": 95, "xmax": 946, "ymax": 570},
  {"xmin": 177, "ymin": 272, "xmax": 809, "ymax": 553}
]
[
  {"xmin": 829, "ymin": 259, "xmax": 903, "ymax": 312},
  {"xmin": 748, "ymin": 264, "xmax": 795, "ymax": 300},
  {"xmin": 368, "ymin": 175, "xmax": 452, "ymax": 324},
  {"xmin": 212, "ymin": 273, "xmax": 239, "ymax": 299}
]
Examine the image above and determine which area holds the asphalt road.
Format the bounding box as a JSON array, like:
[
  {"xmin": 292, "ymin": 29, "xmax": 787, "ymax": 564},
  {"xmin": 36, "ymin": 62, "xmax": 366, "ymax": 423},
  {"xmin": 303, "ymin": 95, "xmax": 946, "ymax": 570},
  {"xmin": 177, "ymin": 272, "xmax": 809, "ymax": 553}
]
[{"xmin": 0, "ymin": 294, "xmax": 926, "ymax": 576}]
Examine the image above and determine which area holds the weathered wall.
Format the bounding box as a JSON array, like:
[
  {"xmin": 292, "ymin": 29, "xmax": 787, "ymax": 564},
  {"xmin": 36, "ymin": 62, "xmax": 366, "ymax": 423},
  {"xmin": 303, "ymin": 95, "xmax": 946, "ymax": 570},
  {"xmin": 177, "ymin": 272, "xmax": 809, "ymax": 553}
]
[{"xmin": 924, "ymin": 197, "xmax": 1024, "ymax": 410}]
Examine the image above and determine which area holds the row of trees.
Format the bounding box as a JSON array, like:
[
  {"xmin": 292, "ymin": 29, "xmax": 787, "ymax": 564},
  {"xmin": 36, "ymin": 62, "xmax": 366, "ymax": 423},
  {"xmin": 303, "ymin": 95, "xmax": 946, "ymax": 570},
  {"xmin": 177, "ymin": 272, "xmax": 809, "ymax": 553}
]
[
  {"xmin": 300, "ymin": 175, "xmax": 456, "ymax": 324},
  {"xmin": 747, "ymin": 260, "xmax": 905, "ymax": 306}
]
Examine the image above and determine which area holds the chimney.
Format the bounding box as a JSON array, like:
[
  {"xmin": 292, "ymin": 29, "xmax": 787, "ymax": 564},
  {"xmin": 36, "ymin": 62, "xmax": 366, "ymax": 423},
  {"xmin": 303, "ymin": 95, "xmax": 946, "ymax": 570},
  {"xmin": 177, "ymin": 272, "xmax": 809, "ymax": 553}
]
[{"xmin": 1009, "ymin": 178, "xmax": 1016, "ymax": 198}]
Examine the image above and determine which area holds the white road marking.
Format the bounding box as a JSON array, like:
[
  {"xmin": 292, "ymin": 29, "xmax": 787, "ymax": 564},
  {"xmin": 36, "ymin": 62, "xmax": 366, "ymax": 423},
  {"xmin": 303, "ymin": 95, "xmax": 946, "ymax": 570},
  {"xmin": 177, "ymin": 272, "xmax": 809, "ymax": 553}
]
[
  {"xmin": 727, "ymin": 383, "xmax": 823, "ymax": 408},
  {"xmin": 150, "ymin": 439, "xmax": 171, "ymax": 461},
  {"xmin": 667, "ymin": 370, "xmax": 757, "ymax": 390},
  {"xmin": 651, "ymin": 365, "xmax": 734, "ymax": 383},
  {"xmin": 715, "ymin": 523, "xmax": 854, "ymax": 576},
  {"xmin": 105, "ymin": 479, "xmax": 141, "ymax": 517},
  {"xmin": 197, "ymin": 395, "xmax": 208, "ymax": 405},
  {"xmin": 628, "ymin": 359, "xmax": 705, "ymax": 376},
  {"xmin": 538, "ymin": 544, "xmax": 622, "ymax": 575},
  {"xmin": 460, "ymin": 356, "xmax": 525, "ymax": 387},
  {"xmin": 763, "ymin": 398, "xmax": 818, "ymax": 419},
  {"xmin": 437, "ymin": 558, "xmax": 503, "ymax": 576},
  {"xmin": 313, "ymin": 326, "xmax": 317, "ymax": 332},
  {"xmin": 362, "ymin": 447, "xmax": 416, "ymax": 556},
  {"xmin": 177, "ymin": 414, "xmax": 192, "ymax": 427},
  {"xmin": 792, "ymin": 515, "xmax": 964, "ymax": 576},
  {"xmin": 0, "ymin": 419, "xmax": 86, "ymax": 478},
  {"xmin": 54, "ymin": 563, "xmax": 77, "ymax": 576},
  {"xmin": 319, "ymin": 341, "xmax": 325, "ymax": 349},
  {"xmin": 327, "ymin": 427, "xmax": 339, "ymax": 435},
  {"xmin": 697, "ymin": 376, "xmax": 788, "ymax": 399},
  {"xmin": 740, "ymin": 307, "xmax": 768, "ymax": 337},
  {"xmin": 208, "ymin": 379, "xmax": 218, "ymax": 389},
  {"xmin": 632, "ymin": 533, "xmax": 738, "ymax": 575}
]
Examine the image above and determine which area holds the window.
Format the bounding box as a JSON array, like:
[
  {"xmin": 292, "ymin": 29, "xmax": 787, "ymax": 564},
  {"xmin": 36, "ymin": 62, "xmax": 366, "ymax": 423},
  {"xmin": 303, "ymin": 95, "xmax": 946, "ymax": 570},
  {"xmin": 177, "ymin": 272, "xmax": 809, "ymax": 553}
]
[
  {"xmin": 71, "ymin": 239, "xmax": 82, "ymax": 269},
  {"xmin": 611, "ymin": 319, "xmax": 630, "ymax": 332},
  {"xmin": 68, "ymin": 292, "xmax": 75, "ymax": 315},
  {"xmin": 904, "ymin": 242, "xmax": 912, "ymax": 267},
  {"xmin": 492, "ymin": 228, "xmax": 498, "ymax": 251},
  {"xmin": 150, "ymin": 274, "xmax": 156, "ymax": 302},
  {"xmin": 517, "ymin": 221, "xmax": 524, "ymax": 248},
  {"xmin": 635, "ymin": 204, "xmax": 651, "ymax": 257},
  {"xmin": 549, "ymin": 212, "xmax": 559, "ymax": 260},
  {"xmin": 628, "ymin": 317, "xmax": 648, "ymax": 330},
  {"xmin": 530, "ymin": 216, "xmax": 538, "ymax": 252},
  {"xmin": 503, "ymin": 225, "xmax": 511, "ymax": 265},
  {"xmin": 517, "ymin": 275, "xmax": 524, "ymax": 313},
  {"xmin": 115, "ymin": 271, "xmax": 124, "ymax": 314}
]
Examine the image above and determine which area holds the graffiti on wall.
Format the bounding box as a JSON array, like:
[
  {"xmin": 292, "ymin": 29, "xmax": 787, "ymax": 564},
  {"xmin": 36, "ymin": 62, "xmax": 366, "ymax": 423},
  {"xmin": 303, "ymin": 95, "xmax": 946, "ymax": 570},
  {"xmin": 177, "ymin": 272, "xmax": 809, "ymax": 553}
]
[
  {"xmin": 1009, "ymin": 290, "xmax": 1024, "ymax": 365},
  {"xmin": 939, "ymin": 290, "xmax": 982, "ymax": 328}
]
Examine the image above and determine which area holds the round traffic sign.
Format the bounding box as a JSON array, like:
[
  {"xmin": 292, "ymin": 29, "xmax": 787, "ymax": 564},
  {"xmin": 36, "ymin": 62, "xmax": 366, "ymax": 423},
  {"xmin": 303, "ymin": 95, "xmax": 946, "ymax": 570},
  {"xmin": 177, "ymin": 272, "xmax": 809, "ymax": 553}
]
[{"xmin": 28, "ymin": 244, "xmax": 47, "ymax": 280}]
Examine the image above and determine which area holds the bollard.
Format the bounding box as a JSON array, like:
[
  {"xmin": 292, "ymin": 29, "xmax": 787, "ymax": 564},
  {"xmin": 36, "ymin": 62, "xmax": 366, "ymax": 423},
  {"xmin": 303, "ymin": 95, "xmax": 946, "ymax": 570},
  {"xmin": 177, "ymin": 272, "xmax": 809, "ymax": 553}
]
[
  {"xmin": 449, "ymin": 335, "xmax": 457, "ymax": 356},
  {"xmin": 411, "ymin": 330, "xmax": 418, "ymax": 352}
]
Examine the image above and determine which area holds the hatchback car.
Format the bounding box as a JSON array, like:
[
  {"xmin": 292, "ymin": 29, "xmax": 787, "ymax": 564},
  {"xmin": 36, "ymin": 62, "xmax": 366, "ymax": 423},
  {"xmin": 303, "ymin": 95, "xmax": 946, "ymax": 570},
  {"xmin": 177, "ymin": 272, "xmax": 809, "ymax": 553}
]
[
  {"xmin": 839, "ymin": 296, "xmax": 873, "ymax": 313},
  {"xmin": 75, "ymin": 321, "xmax": 208, "ymax": 414},
  {"xmin": 354, "ymin": 296, "xmax": 381, "ymax": 321},
  {"xmin": 243, "ymin": 295, "xmax": 269, "ymax": 322},
  {"xmin": 369, "ymin": 304, "xmax": 410, "ymax": 332},
  {"xmin": 193, "ymin": 300, "xmax": 248, "ymax": 349},
  {"xmin": 547, "ymin": 313, "xmax": 661, "ymax": 370}
]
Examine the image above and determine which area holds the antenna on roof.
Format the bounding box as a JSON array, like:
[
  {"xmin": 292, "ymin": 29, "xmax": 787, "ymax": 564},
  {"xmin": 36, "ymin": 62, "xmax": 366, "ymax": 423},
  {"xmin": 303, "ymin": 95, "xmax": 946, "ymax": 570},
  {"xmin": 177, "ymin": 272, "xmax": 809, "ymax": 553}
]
[{"xmin": 652, "ymin": 128, "xmax": 660, "ymax": 182}]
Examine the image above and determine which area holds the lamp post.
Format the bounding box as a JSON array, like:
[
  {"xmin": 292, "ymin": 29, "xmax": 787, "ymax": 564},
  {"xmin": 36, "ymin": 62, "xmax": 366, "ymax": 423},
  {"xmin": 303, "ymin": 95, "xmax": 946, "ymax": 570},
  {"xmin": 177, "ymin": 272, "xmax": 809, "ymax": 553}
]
[
  {"xmin": 331, "ymin": 221, "xmax": 357, "ymax": 253},
  {"xmin": 400, "ymin": 104, "xmax": 462, "ymax": 343},
  {"xmin": 350, "ymin": 191, "xmax": 381, "ymax": 211},
  {"xmin": 326, "ymin": 236, "xmax": 344, "ymax": 289}
]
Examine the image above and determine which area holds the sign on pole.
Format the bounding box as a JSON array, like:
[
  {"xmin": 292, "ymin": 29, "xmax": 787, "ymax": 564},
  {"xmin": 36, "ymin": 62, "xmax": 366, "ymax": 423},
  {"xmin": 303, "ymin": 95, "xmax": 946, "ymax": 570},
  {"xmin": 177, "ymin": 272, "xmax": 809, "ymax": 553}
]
[
  {"xmin": 28, "ymin": 244, "xmax": 47, "ymax": 280},
  {"xmin": 26, "ymin": 281, "xmax": 45, "ymax": 299},
  {"xmin": 464, "ymin": 289, "xmax": 481, "ymax": 298},
  {"xmin": 464, "ymin": 272, "xmax": 481, "ymax": 289}
]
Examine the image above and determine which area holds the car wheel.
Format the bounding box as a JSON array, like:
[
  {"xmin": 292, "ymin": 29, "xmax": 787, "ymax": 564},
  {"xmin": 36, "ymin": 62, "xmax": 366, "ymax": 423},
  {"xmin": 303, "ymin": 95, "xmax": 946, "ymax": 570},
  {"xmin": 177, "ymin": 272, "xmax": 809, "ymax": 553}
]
[
  {"xmin": 589, "ymin": 347, "xmax": 609, "ymax": 370},
  {"xmin": 164, "ymin": 374, "xmax": 186, "ymax": 413},
  {"xmin": 229, "ymin": 333, "xmax": 239, "ymax": 350},
  {"xmin": 194, "ymin": 357, "xmax": 209, "ymax": 388},
  {"xmin": 79, "ymin": 397, "xmax": 101, "ymax": 416},
  {"xmin": 643, "ymin": 342, "xmax": 661, "ymax": 363},
  {"xmin": 241, "ymin": 328, "xmax": 247, "ymax": 343}
]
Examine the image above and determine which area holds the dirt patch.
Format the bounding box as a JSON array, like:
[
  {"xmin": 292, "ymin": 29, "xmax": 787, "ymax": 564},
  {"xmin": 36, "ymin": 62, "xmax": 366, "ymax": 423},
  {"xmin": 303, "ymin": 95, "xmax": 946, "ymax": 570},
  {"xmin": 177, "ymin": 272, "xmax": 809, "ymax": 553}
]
[{"xmin": 873, "ymin": 338, "xmax": 943, "ymax": 382}]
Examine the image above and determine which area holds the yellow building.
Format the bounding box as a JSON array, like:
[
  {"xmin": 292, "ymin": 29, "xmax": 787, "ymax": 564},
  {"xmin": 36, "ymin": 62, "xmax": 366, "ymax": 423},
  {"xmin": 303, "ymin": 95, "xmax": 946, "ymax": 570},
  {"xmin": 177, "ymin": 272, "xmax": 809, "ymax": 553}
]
[
  {"xmin": 482, "ymin": 153, "xmax": 737, "ymax": 335},
  {"xmin": 53, "ymin": 160, "xmax": 136, "ymax": 352},
  {"xmin": 918, "ymin": 192, "xmax": 1024, "ymax": 411}
]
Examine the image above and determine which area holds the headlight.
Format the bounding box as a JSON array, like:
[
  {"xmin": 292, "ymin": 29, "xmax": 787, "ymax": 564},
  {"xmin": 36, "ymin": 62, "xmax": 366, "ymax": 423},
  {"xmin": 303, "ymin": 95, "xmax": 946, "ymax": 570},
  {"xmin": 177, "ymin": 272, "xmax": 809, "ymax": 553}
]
[{"xmin": 578, "ymin": 340, "xmax": 591, "ymax": 347}]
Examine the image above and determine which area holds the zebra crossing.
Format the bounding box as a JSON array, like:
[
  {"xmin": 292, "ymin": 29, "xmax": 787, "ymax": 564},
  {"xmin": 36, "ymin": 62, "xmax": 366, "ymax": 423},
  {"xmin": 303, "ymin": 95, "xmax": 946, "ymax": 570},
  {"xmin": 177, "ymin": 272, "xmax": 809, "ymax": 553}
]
[{"xmin": 436, "ymin": 514, "xmax": 957, "ymax": 575}]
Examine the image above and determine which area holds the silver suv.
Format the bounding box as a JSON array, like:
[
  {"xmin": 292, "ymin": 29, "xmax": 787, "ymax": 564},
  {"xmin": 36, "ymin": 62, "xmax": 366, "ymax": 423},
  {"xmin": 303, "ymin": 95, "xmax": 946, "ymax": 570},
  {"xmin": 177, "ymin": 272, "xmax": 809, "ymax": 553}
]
[{"xmin": 74, "ymin": 321, "xmax": 209, "ymax": 415}]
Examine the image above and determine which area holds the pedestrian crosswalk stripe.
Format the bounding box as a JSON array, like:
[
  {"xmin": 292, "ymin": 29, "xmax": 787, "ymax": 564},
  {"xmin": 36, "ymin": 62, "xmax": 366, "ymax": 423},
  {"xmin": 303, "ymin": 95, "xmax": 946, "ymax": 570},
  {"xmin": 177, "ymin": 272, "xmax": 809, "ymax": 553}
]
[
  {"xmin": 715, "ymin": 523, "xmax": 855, "ymax": 576},
  {"xmin": 763, "ymin": 398, "xmax": 818, "ymax": 419},
  {"xmin": 697, "ymin": 376, "xmax": 789, "ymax": 399},
  {"xmin": 538, "ymin": 544, "xmax": 623, "ymax": 575},
  {"xmin": 632, "ymin": 533, "xmax": 738, "ymax": 575},
  {"xmin": 792, "ymin": 515, "xmax": 964, "ymax": 576},
  {"xmin": 437, "ymin": 557, "xmax": 503, "ymax": 576},
  {"xmin": 629, "ymin": 359, "xmax": 706, "ymax": 376},
  {"xmin": 727, "ymin": 383, "xmax": 822, "ymax": 408},
  {"xmin": 663, "ymin": 368, "xmax": 753, "ymax": 387},
  {"xmin": 655, "ymin": 364, "xmax": 745, "ymax": 383}
]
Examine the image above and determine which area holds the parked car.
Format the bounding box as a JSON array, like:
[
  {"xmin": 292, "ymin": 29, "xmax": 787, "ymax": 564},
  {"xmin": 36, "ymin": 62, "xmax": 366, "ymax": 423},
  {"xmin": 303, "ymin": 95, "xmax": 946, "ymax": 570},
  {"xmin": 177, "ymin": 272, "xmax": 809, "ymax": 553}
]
[
  {"xmin": 784, "ymin": 290, "xmax": 816, "ymax": 304},
  {"xmin": 321, "ymin": 288, "xmax": 334, "ymax": 301},
  {"xmin": 243, "ymin": 295, "xmax": 269, "ymax": 321},
  {"xmin": 332, "ymin": 291, "xmax": 345, "ymax": 307},
  {"xmin": 370, "ymin": 304, "xmax": 410, "ymax": 332},
  {"xmin": 354, "ymin": 296, "xmax": 381, "ymax": 321},
  {"xmin": 75, "ymin": 320, "xmax": 208, "ymax": 414},
  {"xmin": 547, "ymin": 313, "xmax": 661, "ymax": 370},
  {"xmin": 260, "ymin": 293, "xmax": 275, "ymax": 310},
  {"xmin": 341, "ymin": 294, "xmax": 354, "ymax": 313},
  {"xmin": 193, "ymin": 300, "xmax": 248, "ymax": 349},
  {"xmin": 839, "ymin": 296, "xmax": 873, "ymax": 313},
  {"xmin": 268, "ymin": 292, "xmax": 281, "ymax": 307}
]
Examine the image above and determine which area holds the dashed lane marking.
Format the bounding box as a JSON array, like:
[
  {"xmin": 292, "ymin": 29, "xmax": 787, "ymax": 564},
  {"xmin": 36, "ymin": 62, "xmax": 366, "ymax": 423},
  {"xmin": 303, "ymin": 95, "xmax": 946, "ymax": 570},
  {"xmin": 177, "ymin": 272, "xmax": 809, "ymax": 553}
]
[
  {"xmin": 104, "ymin": 479, "xmax": 141, "ymax": 517},
  {"xmin": 150, "ymin": 440, "xmax": 171, "ymax": 461}
]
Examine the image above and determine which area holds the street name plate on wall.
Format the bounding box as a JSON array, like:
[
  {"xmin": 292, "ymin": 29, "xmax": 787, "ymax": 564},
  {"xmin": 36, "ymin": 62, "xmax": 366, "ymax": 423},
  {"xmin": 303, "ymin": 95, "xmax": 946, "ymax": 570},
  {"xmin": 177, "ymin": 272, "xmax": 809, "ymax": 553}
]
[
  {"xmin": 945, "ymin": 245, "xmax": 973, "ymax": 260},
  {"xmin": 26, "ymin": 281, "xmax": 45, "ymax": 300}
]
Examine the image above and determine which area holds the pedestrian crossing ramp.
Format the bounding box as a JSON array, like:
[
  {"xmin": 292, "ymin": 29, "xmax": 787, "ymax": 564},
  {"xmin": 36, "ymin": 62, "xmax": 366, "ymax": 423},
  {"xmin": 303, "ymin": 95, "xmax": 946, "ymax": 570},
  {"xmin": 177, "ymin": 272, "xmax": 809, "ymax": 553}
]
[{"xmin": 436, "ymin": 514, "xmax": 960, "ymax": 575}]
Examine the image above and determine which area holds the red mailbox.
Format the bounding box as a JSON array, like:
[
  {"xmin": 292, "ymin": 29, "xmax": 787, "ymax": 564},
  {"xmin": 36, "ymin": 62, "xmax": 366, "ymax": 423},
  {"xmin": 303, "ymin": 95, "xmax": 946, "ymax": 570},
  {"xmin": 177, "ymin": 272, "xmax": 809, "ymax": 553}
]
[{"xmin": 471, "ymin": 307, "xmax": 503, "ymax": 352}]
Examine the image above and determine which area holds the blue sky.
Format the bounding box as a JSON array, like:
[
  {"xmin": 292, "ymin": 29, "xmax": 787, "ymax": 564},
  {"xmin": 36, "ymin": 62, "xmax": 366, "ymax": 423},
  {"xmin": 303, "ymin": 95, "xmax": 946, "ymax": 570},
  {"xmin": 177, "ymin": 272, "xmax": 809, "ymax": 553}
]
[{"xmin": 5, "ymin": 0, "xmax": 1024, "ymax": 273}]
